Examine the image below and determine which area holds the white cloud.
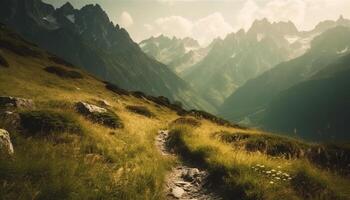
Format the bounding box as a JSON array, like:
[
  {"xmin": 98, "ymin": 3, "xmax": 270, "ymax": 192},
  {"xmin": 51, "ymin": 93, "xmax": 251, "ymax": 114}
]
[
  {"xmin": 236, "ymin": 0, "xmax": 350, "ymax": 31},
  {"xmin": 154, "ymin": 16, "xmax": 193, "ymax": 38},
  {"xmin": 146, "ymin": 12, "xmax": 233, "ymax": 45},
  {"xmin": 236, "ymin": 0, "xmax": 306, "ymax": 30},
  {"xmin": 118, "ymin": 11, "xmax": 134, "ymax": 28},
  {"xmin": 192, "ymin": 13, "xmax": 233, "ymax": 45}
]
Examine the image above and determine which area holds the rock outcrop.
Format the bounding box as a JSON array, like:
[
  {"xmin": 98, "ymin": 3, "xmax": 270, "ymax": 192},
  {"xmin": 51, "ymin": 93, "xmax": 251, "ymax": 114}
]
[
  {"xmin": 76, "ymin": 101, "xmax": 123, "ymax": 129},
  {"xmin": 0, "ymin": 96, "xmax": 34, "ymax": 109},
  {"xmin": 76, "ymin": 101, "xmax": 107, "ymax": 114},
  {"xmin": 0, "ymin": 129, "xmax": 14, "ymax": 155}
]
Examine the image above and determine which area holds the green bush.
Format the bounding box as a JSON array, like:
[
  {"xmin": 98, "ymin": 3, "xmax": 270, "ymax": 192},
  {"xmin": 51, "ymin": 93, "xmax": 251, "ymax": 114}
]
[
  {"xmin": 171, "ymin": 117, "xmax": 201, "ymax": 127},
  {"xmin": 20, "ymin": 110, "xmax": 82, "ymax": 136},
  {"xmin": 291, "ymin": 168, "xmax": 341, "ymax": 200},
  {"xmin": 217, "ymin": 131, "xmax": 306, "ymax": 159},
  {"xmin": 89, "ymin": 111, "xmax": 124, "ymax": 129},
  {"xmin": 44, "ymin": 66, "xmax": 83, "ymax": 79},
  {"xmin": 126, "ymin": 105, "xmax": 155, "ymax": 118}
]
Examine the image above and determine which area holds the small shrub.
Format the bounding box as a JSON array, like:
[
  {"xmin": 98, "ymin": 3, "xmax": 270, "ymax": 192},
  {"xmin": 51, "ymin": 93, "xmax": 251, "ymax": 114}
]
[
  {"xmin": 126, "ymin": 105, "xmax": 155, "ymax": 118},
  {"xmin": 217, "ymin": 131, "xmax": 251, "ymax": 143},
  {"xmin": 89, "ymin": 111, "xmax": 124, "ymax": 129},
  {"xmin": 44, "ymin": 66, "xmax": 83, "ymax": 79},
  {"xmin": 188, "ymin": 110, "xmax": 245, "ymax": 129},
  {"xmin": 48, "ymin": 55, "xmax": 74, "ymax": 67},
  {"xmin": 291, "ymin": 168, "xmax": 340, "ymax": 200},
  {"xmin": 0, "ymin": 54, "xmax": 9, "ymax": 67},
  {"xmin": 19, "ymin": 110, "xmax": 82, "ymax": 136},
  {"xmin": 146, "ymin": 95, "xmax": 185, "ymax": 113},
  {"xmin": 0, "ymin": 39, "xmax": 40, "ymax": 57},
  {"xmin": 217, "ymin": 131, "xmax": 306, "ymax": 159},
  {"xmin": 131, "ymin": 91, "xmax": 147, "ymax": 98},
  {"xmin": 105, "ymin": 82, "xmax": 129, "ymax": 96},
  {"xmin": 308, "ymin": 144, "xmax": 350, "ymax": 175},
  {"xmin": 171, "ymin": 117, "xmax": 201, "ymax": 127}
]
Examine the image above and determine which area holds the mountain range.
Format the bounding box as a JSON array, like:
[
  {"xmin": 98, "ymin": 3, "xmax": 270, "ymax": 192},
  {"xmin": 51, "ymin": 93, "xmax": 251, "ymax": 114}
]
[
  {"xmin": 219, "ymin": 26, "xmax": 350, "ymax": 141},
  {"xmin": 0, "ymin": 0, "xmax": 215, "ymax": 112},
  {"xmin": 141, "ymin": 16, "xmax": 350, "ymax": 111},
  {"xmin": 140, "ymin": 35, "xmax": 212, "ymax": 76}
]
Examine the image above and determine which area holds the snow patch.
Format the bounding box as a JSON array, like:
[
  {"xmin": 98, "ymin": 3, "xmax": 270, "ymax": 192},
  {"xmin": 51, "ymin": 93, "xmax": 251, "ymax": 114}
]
[
  {"xmin": 66, "ymin": 14, "xmax": 75, "ymax": 23},
  {"xmin": 43, "ymin": 15, "xmax": 57, "ymax": 24},
  {"xmin": 185, "ymin": 47, "xmax": 198, "ymax": 53},
  {"xmin": 284, "ymin": 35, "xmax": 299, "ymax": 44},
  {"xmin": 139, "ymin": 43, "xmax": 146, "ymax": 48},
  {"xmin": 337, "ymin": 46, "xmax": 348, "ymax": 54},
  {"xmin": 257, "ymin": 33, "xmax": 265, "ymax": 42}
]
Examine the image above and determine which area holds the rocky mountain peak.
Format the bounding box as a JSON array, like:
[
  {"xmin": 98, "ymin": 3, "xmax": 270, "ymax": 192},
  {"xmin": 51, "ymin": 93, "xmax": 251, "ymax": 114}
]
[
  {"xmin": 58, "ymin": 2, "xmax": 75, "ymax": 14},
  {"xmin": 273, "ymin": 21, "xmax": 298, "ymax": 35}
]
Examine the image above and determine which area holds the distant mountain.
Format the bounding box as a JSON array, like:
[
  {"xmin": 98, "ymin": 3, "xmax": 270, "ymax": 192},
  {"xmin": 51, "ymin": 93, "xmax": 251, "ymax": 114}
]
[
  {"xmin": 182, "ymin": 17, "xmax": 350, "ymax": 108},
  {"xmin": 139, "ymin": 35, "xmax": 211, "ymax": 76},
  {"xmin": 262, "ymin": 53, "xmax": 350, "ymax": 141},
  {"xmin": 219, "ymin": 26, "xmax": 350, "ymax": 136},
  {"xmin": 0, "ymin": 0, "xmax": 215, "ymax": 112},
  {"xmin": 182, "ymin": 19, "xmax": 300, "ymax": 106}
]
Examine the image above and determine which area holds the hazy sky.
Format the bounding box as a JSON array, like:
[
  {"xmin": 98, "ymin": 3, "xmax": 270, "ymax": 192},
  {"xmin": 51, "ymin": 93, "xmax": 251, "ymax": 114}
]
[{"xmin": 43, "ymin": 0, "xmax": 350, "ymax": 45}]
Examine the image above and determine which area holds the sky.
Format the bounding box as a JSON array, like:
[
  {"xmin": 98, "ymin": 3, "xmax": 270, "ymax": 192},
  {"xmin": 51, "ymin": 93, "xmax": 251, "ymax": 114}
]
[{"xmin": 43, "ymin": 0, "xmax": 350, "ymax": 45}]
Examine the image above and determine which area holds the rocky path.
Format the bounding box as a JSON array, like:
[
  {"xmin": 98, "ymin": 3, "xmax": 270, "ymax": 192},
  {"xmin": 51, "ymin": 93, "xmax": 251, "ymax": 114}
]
[{"xmin": 156, "ymin": 130, "xmax": 222, "ymax": 200}]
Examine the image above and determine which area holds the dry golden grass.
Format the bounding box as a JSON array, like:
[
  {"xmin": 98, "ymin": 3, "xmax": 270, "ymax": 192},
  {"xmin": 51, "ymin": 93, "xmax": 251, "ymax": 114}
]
[
  {"xmin": 168, "ymin": 120, "xmax": 350, "ymax": 200},
  {"xmin": 1, "ymin": 38, "xmax": 349, "ymax": 200}
]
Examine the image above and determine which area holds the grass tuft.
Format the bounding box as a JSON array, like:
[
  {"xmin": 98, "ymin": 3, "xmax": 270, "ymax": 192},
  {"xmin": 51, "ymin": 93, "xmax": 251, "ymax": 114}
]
[
  {"xmin": 19, "ymin": 110, "xmax": 82, "ymax": 136},
  {"xmin": 0, "ymin": 54, "xmax": 9, "ymax": 67},
  {"xmin": 291, "ymin": 166, "xmax": 341, "ymax": 200},
  {"xmin": 126, "ymin": 105, "xmax": 155, "ymax": 118},
  {"xmin": 44, "ymin": 66, "xmax": 83, "ymax": 79},
  {"xmin": 171, "ymin": 117, "xmax": 201, "ymax": 127}
]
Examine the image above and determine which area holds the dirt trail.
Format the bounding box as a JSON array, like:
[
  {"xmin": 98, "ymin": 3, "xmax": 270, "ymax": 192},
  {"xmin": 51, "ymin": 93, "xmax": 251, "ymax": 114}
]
[{"xmin": 156, "ymin": 130, "xmax": 222, "ymax": 200}]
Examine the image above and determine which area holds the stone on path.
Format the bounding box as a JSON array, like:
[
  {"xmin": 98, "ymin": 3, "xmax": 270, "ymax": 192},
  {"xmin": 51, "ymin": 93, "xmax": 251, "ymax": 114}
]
[{"xmin": 172, "ymin": 186, "xmax": 185, "ymax": 198}]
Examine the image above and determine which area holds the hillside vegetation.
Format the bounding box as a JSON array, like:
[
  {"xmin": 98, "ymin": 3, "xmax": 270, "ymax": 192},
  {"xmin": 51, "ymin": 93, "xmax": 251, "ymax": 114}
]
[{"xmin": 0, "ymin": 24, "xmax": 349, "ymax": 200}]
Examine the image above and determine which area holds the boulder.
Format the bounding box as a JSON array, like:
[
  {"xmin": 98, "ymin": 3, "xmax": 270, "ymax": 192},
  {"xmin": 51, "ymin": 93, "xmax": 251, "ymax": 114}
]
[
  {"xmin": 0, "ymin": 96, "xmax": 34, "ymax": 109},
  {"xmin": 76, "ymin": 101, "xmax": 123, "ymax": 129},
  {"xmin": 0, "ymin": 129, "xmax": 14, "ymax": 155},
  {"xmin": 76, "ymin": 102, "xmax": 107, "ymax": 114}
]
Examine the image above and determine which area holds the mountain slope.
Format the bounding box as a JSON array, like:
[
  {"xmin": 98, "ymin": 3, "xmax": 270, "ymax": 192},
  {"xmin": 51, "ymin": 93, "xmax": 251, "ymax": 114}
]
[
  {"xmin": 261, "ymin": 53, "xmax": 350, "ymax": 141},
  {"xmin": 182, "ymin": 19, "xmax": 300, "ymax": 106},
  {"xmin": 139, "ymin": 35, "xmax": 211, "ymax": 76},
  {"xmin": 0, "ymin": 0, "xmax": 215, "ymax": 112},
  {"xmin": 0, "ymin": 23, "xmax": 349, "ymax": 200},
  {"xmin": 219, "ymin": 26, "xmax": 350, "ymax": 127}
]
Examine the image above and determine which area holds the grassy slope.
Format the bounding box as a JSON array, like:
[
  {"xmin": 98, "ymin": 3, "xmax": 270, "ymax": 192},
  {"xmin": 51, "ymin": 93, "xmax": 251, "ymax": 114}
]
[
  {"xmin": 0, "ymin": 32, "xmax": 180, "ymax": 199},
  {"xmin": 0, "ymin": 27, "xmax": 349, "ymax": 200},
  {"xmin": 167, "ymin": 123, "xmax": 350, "ymax": 200}
]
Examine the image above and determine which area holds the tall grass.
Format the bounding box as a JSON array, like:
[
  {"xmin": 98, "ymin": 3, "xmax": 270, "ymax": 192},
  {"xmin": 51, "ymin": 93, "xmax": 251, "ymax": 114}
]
[{"xmin": 167, "ymin": 123, "xmax": 350, "ymax": 200}]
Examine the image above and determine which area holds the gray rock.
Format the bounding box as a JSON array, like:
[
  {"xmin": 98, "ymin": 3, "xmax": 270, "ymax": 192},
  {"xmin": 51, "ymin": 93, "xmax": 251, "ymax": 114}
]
[
  {"xmin": 0, "ymin": 96, "xmax": 34, "ymax": 109},
  {"xmin": 76, "ymin": 101, "xmax": 107, "ymax": 114},
  {"xmin": 0, "ymin": 129, "xmax": 14, "ymax": 155},
  {"xmin": 172, "ymin": 186, "xmax": 185, "ymax": 198}
]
